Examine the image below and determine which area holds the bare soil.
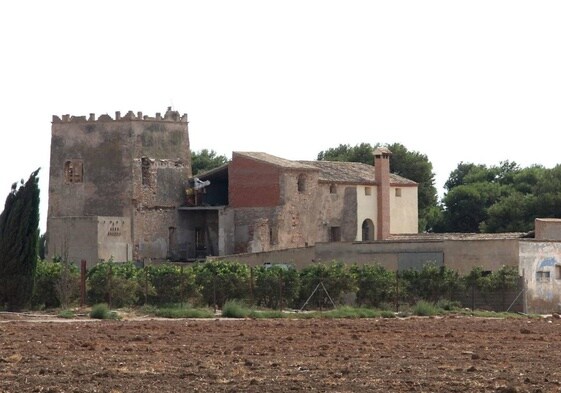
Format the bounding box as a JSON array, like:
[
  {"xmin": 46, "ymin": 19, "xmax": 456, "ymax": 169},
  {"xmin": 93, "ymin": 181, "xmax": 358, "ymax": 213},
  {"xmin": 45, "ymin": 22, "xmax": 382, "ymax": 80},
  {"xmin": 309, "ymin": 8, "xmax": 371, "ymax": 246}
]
[{"xmin": 1, "ymin": 313, "xmax": 560, "ymax": 392}]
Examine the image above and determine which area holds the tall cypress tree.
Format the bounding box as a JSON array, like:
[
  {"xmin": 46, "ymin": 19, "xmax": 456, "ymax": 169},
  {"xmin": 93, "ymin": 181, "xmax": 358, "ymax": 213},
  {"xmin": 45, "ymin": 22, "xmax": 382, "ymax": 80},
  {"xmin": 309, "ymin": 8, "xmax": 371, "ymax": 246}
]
[{"xmin": 0, "ymin": 169, "xmax": 40, "ymax": 310}]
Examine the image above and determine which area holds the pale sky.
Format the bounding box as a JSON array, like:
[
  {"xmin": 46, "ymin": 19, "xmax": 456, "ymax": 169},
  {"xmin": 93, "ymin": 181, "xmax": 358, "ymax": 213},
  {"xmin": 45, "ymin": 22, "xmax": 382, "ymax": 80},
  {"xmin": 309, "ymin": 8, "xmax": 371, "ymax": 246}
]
[{"xmin": 1, "ymin": 1, "xmax": 560, "ymax": 233}]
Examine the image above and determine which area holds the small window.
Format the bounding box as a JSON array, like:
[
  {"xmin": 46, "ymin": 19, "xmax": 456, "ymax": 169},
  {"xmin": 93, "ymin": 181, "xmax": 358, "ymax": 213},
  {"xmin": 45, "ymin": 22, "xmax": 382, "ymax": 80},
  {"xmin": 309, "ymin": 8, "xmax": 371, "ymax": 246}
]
[
  {"xmin": 269, "ymin": 226, "xmax": 278, "ymax": 246},
  {"xmin": 365, "ymin": 187, "xmax": 371, "ymax": 196},
  {"xmin": 64, "ymin": 160, "xmax": 83, "ymax": 183},
  {"xmin": 329, "ymin": 226, "xmax": 341, "ymax": 242},
  {"xmin": 395, "ymin": 188, "xmax": 402, "ymax": 197},
  {"xmin": 329, "ymin": 183, "xmax": 337, "ymax": 194},
  {"xmin": 556, "ymin": 265, "xmax": 561, "ymax": 280},
  {"xmin": 536, "ymin": 271, "xmax": 551, "ymax": 281},
  {"xmin": 297, "ymin": 174, "xmax": 306, "ymax": 193}
]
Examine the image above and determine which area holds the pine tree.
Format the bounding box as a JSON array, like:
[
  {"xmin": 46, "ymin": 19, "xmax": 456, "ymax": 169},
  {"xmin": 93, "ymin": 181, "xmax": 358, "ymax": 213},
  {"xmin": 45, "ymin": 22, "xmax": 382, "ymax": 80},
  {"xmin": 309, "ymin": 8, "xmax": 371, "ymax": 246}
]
[{"xmin": 0, "ymin": 169, "xmax": 40, "ymax": 310}]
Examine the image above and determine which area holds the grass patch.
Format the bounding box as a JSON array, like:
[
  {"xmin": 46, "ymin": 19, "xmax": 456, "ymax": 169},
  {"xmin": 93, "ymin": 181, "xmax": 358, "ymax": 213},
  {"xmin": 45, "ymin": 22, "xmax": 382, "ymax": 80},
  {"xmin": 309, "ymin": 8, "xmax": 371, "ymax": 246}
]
[
  {"xmin": 249, "ymin": 310, "xmax": 286, "ymax": 319},
  {"xmin": 90, "ymin": 303, "xmax": 120, "ymax": 320},
  {"xmin": 303, "ymin": 306, "xmax": 384, "ymax": 319},
  {"xmin": 412, "ymin": 300, "xmax": 440, "ymax": 316},
  {"xmin": 57, "ymin": 309, "xmax": 75, "ymax": 319},
  {"xmin": 456, "ymin": 309, "xmax": 529, "ymax": 319},
  {"xmin": 155, "ymin": 307, "xmax": 214, "ymax": 318},
  {"xmin": 380, "ymin": 310, "xmax": 396, "ymax": 318},
  {"xmin": 221, "ymin": 300, "xmax": 251, "ymax": 318}
]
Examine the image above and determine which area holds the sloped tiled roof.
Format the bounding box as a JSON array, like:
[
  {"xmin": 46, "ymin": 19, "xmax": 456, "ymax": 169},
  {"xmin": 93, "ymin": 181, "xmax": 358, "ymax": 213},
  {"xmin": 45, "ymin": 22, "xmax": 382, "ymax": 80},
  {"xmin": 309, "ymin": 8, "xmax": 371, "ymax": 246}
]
[
  {"xmin": 388, "ymin": 232, "xmax": 528, "ymax": 241},
  {"xmin": 299, "ymin": 160, "xmax": 417, "ymax": 186},
  {"xmin": 230, "ymin": 152, "xmax": 417, "ymax": 185},
  {"xmin": 234, "ymin": 152, "xmax": 316, "ymax": 170}
]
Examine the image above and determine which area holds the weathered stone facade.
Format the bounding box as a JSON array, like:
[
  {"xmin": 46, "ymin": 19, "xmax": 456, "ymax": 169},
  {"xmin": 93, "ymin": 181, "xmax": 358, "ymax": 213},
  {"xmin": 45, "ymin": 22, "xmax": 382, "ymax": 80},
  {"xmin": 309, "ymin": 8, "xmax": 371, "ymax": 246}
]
[
  {"xmin": 188, "ymin": 151, "xmax": 419, "ymax": 257},
  {"xmin": 47, "ymin": 108, "xmax": 191, "ymax": 266},
  {"xmin": 46, "ymin": 109, "xmax": 419, "ymax": 267}
]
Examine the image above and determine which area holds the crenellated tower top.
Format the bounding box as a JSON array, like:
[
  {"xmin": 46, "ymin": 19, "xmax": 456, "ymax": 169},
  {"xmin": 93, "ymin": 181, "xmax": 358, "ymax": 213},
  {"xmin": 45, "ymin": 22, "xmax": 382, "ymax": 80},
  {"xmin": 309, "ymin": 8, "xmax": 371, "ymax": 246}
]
[{"xmin": 52, "ymin": 107, "xmax": 187, "ymax": 123}]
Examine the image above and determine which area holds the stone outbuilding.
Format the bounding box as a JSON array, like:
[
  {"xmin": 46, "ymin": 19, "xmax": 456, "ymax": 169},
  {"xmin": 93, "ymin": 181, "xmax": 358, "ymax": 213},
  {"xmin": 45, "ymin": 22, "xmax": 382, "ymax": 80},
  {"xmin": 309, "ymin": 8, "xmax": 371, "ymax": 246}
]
[{"xmin": 179, "ymin": 150, "xmax": 418, "ymax": 259}]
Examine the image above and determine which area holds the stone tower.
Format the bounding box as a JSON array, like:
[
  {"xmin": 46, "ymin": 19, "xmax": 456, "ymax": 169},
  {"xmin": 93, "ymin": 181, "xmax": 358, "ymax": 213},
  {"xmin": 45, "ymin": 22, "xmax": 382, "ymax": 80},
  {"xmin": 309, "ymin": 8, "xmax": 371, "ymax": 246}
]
[{"xmin": 47, "ymin": 108, "xmax": 192, "ymax": 266}]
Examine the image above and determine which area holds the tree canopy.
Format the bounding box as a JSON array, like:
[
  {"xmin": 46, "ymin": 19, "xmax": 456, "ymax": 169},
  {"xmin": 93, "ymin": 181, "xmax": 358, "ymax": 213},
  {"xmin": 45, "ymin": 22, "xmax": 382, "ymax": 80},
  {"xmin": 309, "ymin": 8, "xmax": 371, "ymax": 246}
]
[
  {"xmin": 0, "ymin": 169, "xmax": 40, "ymax": 310},
  {"xmin": 191, "ymin": 149, "xmax": 229, "ymax": 176},
  {"xmin": 317, "ymin": 142, "xmax": 438, "ymax": 231},
  {"xmin": 435, "ymin": 161, "xmax": 561, "ymax": 233}
]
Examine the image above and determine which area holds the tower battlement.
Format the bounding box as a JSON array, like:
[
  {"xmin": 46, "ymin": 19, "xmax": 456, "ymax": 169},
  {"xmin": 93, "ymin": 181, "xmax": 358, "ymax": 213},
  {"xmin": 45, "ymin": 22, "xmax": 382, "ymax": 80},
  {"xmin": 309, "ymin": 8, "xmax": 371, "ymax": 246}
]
[{"xmin": 52, "ymin": 107, "xmax": 187, "ymax": 124}]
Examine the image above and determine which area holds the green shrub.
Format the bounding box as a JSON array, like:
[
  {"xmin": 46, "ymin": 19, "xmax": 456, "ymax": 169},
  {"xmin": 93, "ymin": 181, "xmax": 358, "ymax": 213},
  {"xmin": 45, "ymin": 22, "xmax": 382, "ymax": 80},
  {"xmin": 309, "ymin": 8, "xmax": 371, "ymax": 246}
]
[
  {"xmin": 90, "ymin": 303, "xmax": 111, "ymax": 319},
  {"xmin": 32, "ymin": 260, "xmax": 79, "ymax": 309},
  {"xmin": 298, "ymin": 261, "xmax": 355, "ymax": 310},
  {"xmin": 87, "ymin": 261, "xmax": 140, "ymax": 308},
  {"xmin": 221, "ymin": 300, "xmax": 250, "ymax": 318},
  {"xmin": 436, "ymin": 299, "xmax": 462, "ymax": 311},
  {"xmin": 253, "ymin": 265, "xmax": 300, "ymax": 309},
  {"xmin": 193, "ymin": 261, "xmax": 250, "ymax": 308},
  {"xmin": 400, "ymin": 263, "xmax": 461, "ymax": 303},
  {"xmin": 412, "ymin": 300, "xmax": 439, "ymax": 316},
  {"xmin": 143, "ymin": 264, "xmax": 197, "ymax": 305},
  {"xmin": 57, "ymin": 309, "xmax": 75, "ymax": 319},
  {"xmin": 350, "ymin": 264, "xmax": 395, "ymax": 307}
]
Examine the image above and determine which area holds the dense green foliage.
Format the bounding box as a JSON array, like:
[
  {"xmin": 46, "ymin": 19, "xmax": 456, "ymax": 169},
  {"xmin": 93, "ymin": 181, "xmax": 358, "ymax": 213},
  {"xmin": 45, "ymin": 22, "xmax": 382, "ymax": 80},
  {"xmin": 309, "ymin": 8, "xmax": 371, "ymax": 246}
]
[
  {"xmin": 87, "ymin": 261, "xmax": 141, "ymax": 308},
  {"xmin": 0, "ymin": 169, "xmax": 41, "ymax": 310},
  {"xmin": 350, "ymin": 264, "xmax": 395, "ymax": 307},
  {"xmin": 298, "ymin": 261, "xmax": 355, "ymax": 309},
  {"xmin": 191, "ymin": 149, "xmax": 229, "ymax": 175},
  {"xmin": 193, "ymin": 260, "xmax": 250, "ymax": 307},
  {"xmin": 32, "ymin": 259, "xmax": 79, "ymax": 309},
  {"xmin": 24, "ymin": 258, "xmax": 522, "ymax": 314},
  {"xmin": 436, "ymin": 161, "xmax": 561, "ymax": 232},
  {"xmin": 317, "ymin": 142, "xmax": 438, "ymax": 231},
  {"xmin": 253, "ymin": 265, "xmax": 300, "ymax": 309}
]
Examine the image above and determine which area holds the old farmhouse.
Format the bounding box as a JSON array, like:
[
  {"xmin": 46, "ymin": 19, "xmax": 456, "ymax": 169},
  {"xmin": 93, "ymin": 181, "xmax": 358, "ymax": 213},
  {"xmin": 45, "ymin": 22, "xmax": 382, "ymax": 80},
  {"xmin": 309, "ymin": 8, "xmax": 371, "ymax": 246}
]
[
  {"xmin": 46, "ymin": 108, "xmax": 418, "ymax": 267},
  {"xmin": 46, "ymin": 108, "xmax": 561, "ymax": 314}
]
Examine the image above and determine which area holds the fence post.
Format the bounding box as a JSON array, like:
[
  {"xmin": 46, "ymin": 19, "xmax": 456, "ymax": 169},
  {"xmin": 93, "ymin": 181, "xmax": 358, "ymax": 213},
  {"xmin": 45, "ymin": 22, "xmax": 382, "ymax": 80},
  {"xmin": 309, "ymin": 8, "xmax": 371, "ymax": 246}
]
[
  {"xmin": 249, "ymin": 267, "xmax": 254, "ymax": 307},
  {"xmin": 279, "ymin": 269, "xmax": 283, "ymax": 312},
  {"xmin": 144, "ymin": 267, "xmax": 149, "ymax": 305},
  {"xmin": 80, "ymin": 260, "xmax": 87, "ymax": 307},
  {"xmin": 395, "ymin": 270, "xmax": 399, "ymax": 312},
  {"xmin": 108, "ymin": 263, "xmax": 113, "ymax": 309},
  {"xmin": 213, "ymin": 274, "xmax": 217, "ymax": 313},
  {"xmin": 180, "ymin": 265, "xmax": 184, "ymax": 307}
]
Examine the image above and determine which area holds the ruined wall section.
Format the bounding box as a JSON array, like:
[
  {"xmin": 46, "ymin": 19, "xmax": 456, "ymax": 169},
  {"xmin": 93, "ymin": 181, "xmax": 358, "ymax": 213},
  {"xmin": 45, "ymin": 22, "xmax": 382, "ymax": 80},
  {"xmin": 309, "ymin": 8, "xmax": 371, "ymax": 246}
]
[
  {"xmin": 276, "ymin": 170, "xmax": 320, "ymax": 249},
  {"xmin": 231, "ymin": 169, "xmax": 321, "ymax": 254},
  {"xmin": 131, "ymin": 158, "xmax": 190, "ymax": 261},
  {"xmin": 316, "ymin": 183, "xmax": 357, "ymax": 242}
]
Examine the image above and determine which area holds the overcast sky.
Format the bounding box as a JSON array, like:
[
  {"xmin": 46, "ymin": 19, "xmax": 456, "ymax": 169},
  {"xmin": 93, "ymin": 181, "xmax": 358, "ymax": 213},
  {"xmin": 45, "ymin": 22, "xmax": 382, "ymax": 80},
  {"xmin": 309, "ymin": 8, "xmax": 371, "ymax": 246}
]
[{"xmin": 1, "ymin": 1, "xmax": 560, "ymax": 233}]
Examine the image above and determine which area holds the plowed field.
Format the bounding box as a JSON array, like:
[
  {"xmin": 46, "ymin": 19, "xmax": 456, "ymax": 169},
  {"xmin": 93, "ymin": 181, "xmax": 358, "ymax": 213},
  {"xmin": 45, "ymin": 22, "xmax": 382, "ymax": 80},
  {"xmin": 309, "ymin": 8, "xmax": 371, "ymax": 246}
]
[{"xmin": 1, "ymin": 314, "xmax": 559, "ymax": 392}]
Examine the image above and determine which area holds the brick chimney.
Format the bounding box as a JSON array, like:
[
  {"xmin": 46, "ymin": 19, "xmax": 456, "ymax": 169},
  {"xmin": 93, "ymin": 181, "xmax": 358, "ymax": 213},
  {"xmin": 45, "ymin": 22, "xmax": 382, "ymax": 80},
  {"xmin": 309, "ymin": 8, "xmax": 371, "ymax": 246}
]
[{"xmin": 374, "ymin": 147, "xmax": 392, "ymax": 240}]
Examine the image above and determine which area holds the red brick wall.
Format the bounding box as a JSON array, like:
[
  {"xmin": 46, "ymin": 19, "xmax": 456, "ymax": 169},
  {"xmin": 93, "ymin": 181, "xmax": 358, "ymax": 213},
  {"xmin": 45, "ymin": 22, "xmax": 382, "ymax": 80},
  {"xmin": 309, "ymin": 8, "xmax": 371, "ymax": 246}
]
[{"xmin": 229, "ymin": 154, "xmax": 281, "ymax": 207}]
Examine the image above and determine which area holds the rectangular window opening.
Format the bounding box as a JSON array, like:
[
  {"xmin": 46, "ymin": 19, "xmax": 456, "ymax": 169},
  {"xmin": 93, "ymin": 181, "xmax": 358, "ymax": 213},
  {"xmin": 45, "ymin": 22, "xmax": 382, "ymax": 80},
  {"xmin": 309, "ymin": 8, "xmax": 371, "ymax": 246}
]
[
  {"xmin": 329, "ymin": 226, "xmax": 341, "ymax": 242},
  {"xmin": 365, "ymin": 187, "xmax": 371, "ymax": 196},
  {"xmin": 395, "ymin": 188, "xmax": 402, "ymax": 197}
]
